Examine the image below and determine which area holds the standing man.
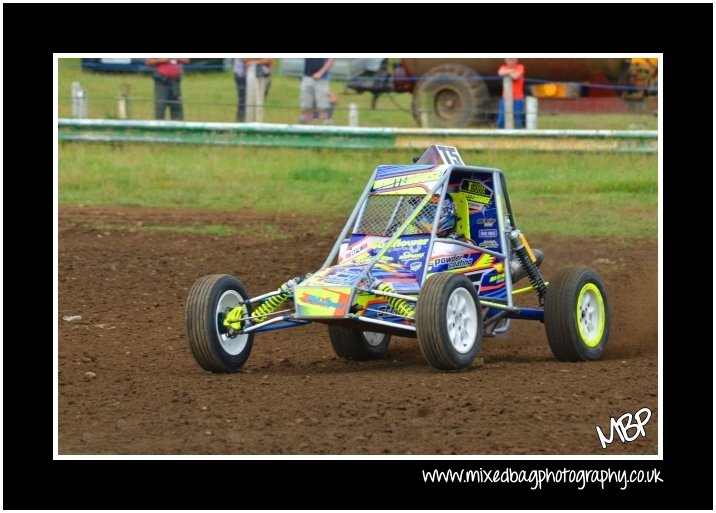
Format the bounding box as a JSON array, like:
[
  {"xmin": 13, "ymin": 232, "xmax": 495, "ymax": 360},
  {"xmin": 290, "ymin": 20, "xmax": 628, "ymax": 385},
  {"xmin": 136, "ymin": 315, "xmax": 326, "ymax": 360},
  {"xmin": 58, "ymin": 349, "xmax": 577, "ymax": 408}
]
[
  {"xmin": 496, "ymin": 58, "xmax": 525, "ymax": 128},
  {"xmin": 300, "ymin": 58, "xmax": 334, "ymax": 125},
  {"xmin": 146, "ymin": 58, "xmax": 189, "ymax": 121},
  {"xmin": 234, "ymin": 58, "xmax": 274, "ymax": 122}
]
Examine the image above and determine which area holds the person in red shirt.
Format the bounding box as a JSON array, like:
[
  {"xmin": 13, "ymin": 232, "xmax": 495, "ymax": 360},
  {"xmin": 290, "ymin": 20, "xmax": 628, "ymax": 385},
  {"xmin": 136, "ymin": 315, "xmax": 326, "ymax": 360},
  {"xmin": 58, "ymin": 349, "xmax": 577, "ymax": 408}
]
[
  {"xmin": 496, "ymin": 58, "xmax": 525, "ymax": 128},
  {"xmin": 146, "ymin": 58, "xmax": 189, "ymax": 120}
]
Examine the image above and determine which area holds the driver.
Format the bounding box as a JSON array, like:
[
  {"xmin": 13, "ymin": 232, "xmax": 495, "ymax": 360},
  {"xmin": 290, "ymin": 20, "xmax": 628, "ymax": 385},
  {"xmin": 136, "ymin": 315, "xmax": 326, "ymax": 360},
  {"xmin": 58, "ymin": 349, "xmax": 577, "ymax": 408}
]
[{"xmin": 414, "ymin": 194, "xmax": 473, "ymax": 243}]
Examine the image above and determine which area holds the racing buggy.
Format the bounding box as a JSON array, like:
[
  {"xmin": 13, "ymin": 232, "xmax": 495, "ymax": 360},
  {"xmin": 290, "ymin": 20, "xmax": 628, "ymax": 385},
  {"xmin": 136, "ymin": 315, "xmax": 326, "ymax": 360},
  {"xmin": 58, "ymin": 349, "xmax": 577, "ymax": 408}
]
[{"xmin": 186, "ymin": 145, "xmax": 610, "ymax": 372}]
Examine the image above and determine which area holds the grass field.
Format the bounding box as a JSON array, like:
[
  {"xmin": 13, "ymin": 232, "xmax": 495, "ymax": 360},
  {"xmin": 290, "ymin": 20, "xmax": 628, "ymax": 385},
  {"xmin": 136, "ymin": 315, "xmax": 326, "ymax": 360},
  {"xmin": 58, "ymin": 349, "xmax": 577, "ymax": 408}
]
[
  {"xmin": 58, "ymin": 58, "xmax": 658, "ymax": 239},
  {"xmin": 58, "ymin": 143, "xmax": 657, "ymax": 238},
  {"xmin": 58, "ymin": 58, "xmax": 657, "ymax": 130}
]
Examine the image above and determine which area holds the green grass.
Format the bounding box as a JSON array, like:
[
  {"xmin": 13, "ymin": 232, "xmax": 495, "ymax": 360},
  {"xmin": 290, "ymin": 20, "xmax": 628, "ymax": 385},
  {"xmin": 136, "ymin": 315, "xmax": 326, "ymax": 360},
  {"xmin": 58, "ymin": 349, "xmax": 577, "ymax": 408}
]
[
  {"xmin": 59, "ymin": 143, "xmax": 657, "ymax": 238},
  {"xmin": 58, "ymin": 58, "xmax": 656, "ymax": 130},
  {"xmin": 58, "ymin": 58, "xmax": 658, "ymax": 239}
]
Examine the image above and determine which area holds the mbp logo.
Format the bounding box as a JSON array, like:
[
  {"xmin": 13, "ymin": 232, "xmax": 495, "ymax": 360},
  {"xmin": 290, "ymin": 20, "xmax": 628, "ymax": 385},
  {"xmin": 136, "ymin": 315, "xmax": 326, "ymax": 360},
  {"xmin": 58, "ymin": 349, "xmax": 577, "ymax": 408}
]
[{"xmin": 595, "ymin": 407, "xmax": 652, "ymax": 449}]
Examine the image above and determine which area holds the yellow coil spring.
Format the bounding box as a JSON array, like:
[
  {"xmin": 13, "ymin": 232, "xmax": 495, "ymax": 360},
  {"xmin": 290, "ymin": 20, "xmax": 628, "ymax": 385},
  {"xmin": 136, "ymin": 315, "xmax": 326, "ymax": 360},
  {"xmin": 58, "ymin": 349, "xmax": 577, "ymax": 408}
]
[
  {"xmin": 376, "ymin": 282, "xmax": 415, "ymax": 318},
  {"xmin": 251, "ymin": 285, "xmax": 291, "ymax": 323}
]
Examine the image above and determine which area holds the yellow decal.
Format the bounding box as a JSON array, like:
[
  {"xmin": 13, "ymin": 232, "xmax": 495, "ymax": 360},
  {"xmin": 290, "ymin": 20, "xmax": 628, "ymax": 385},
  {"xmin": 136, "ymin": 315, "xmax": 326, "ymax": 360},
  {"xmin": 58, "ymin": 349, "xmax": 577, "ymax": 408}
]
[
  {"xmin": 295, "ymin": 287, "xmax": 351, "ymax": 317},
  {"xmin": 460, "ymin": 179, "xmax": 493, "ymax": 206}
]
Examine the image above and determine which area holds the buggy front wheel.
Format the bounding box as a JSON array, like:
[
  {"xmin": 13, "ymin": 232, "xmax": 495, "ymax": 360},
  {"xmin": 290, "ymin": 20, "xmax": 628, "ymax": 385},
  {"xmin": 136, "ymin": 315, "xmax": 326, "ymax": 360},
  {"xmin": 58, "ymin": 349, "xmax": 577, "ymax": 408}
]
[
  {"xmin": 416, "ymin": 273, "xmax": 483, "ymax": 370},
  {"xmin": 185, "ymin": 274, "xmax": 254, "ymax": 372}
]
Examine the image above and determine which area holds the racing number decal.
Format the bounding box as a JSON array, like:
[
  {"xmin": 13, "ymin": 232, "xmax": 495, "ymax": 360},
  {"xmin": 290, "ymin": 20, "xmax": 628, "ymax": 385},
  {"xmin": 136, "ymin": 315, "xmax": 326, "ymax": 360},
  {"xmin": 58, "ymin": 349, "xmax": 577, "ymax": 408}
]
[{"xmin": 436, "ymin": 145, "xmax": 463, "ymax": 165}]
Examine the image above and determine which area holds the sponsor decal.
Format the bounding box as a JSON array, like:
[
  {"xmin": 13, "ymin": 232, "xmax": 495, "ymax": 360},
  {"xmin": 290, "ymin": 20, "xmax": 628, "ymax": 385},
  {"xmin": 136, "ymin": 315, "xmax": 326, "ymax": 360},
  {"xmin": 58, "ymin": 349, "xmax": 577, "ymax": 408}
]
[
  {"xmin": 460, "ymin": 179, "xmax": 493, "ymax": 211},
  {"xmin": 410, "ymin": 261, "xmax": 423, "ymax": 272},
  {"xmin": 345, "ymin": 242, "xmax": 368, "ymax": 258},
  {"xmin": 428, "ymin": 252, "xmax": 493, "ymax": 272},
  {"xmin": 432, "ymin": 254, "xmax": 474, "ymax": 270},
  {"xmin": 476, "ymin": 217, "xmax": 497, "ymax": 228},
  {"xmin": 489, "ymin": 272, "xmax": 506, "ymax": 282},
  {"xmin": 399, "ymin": 251, "xmax": 425, "ymax": 261},
  {"xmin": 299, "ymin": 294, "xmax": 345, "ymax": 309},
  {"xmin": 478, "ymin": 229, "xmax": 498, "ymax": 238},
  {"xmin": 479, "ymin": 240, "xmax": 499, "ymax": 249},
  {"xmin": 375, "ymin": 238, "xmax": 429, "ymax": 250}
]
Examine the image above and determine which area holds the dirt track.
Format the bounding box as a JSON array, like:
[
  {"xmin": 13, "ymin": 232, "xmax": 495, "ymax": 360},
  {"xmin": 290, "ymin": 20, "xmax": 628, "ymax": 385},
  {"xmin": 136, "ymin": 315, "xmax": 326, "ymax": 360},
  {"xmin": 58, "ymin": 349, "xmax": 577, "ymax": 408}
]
[{"xmin": 58, "ymin": 206, "xmax": 658, "ymax": 455}]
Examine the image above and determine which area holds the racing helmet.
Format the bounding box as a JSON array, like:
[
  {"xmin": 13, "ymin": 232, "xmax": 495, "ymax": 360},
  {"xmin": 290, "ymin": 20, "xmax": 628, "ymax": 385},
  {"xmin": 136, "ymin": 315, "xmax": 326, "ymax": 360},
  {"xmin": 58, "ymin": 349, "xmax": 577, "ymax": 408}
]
[{"xmin": 412, "ymin": 194, "xmax": 456, "ymax": 236}]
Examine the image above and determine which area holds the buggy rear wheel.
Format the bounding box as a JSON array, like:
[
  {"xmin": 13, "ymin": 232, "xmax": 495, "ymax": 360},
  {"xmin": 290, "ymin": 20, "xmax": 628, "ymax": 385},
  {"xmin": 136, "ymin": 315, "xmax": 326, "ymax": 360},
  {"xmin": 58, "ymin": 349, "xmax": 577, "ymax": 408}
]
[
  {"xmin": 416, "ymin": 273, "xmax": 483, "ymax": 370},
  {"xmin": 544, "ymin": 266, "xmax": 610, "ymax": 361},
  {"xmin": 328, "ymin": 325, "xmax": 391, "ymax": 360},
  {"xmin": 185, "ymin": 274, "xmax": 254, "ymax": 372}
]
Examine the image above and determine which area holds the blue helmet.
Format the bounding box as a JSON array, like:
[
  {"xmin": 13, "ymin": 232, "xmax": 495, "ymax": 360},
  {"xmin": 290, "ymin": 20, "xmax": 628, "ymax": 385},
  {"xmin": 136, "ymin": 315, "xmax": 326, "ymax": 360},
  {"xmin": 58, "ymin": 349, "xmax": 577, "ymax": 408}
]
[{"xmin": 413, "ymin": 194, "xmax": 456, "ymax": 236}]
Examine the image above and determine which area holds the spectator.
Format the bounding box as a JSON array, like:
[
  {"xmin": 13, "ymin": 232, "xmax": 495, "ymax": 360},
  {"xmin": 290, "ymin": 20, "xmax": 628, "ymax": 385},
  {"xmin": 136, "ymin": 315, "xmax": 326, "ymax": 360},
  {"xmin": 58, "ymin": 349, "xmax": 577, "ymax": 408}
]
[
  {"xmin": 300, "ymin": 58, "xmax": 335, "ymax": 124},
  {"xmin": 234, "ymin": 58, "xmax": 274, "ymax": 122},
  {"xmin": 300, "ymin": 88, "xmax": 338, "ymax": 124},
  {"xmin": 145, "ymin": 58, "xmax": 189, "ymax": 120},
  {"xmin": 496, "ymin": 58, "xmax": 525, "ymax": 128}
]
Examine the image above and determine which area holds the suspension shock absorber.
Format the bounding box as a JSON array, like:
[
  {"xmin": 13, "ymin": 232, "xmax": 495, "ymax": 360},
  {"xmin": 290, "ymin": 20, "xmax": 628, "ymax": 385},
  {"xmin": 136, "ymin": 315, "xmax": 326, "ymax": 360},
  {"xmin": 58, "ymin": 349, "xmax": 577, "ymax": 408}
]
[
  {"xmin": 509, "ymin": 230, "xmax": 547, "ymax": 305},
  {"xmin": 251, "ymin": 276, "xmax": 303, "ymax": 323},
  {"xmin": 375, "ymin": 281, "xmax": 415, "ymax": 318},
  {"xmin": 223, "ymin": 276, "xmax": 304, "ymax": 332}
]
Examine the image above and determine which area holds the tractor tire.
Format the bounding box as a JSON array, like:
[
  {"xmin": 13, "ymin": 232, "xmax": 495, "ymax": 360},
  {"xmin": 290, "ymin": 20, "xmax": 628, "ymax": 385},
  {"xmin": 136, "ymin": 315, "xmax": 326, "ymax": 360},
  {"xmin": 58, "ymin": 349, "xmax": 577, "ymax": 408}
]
[
  {"xmin": 328, "ymin": 325, "xmax": 391, "ymax": 361},
  {"xmin": 411, "ymin": 64, "xmax": 489, "ymax": 128},
  {"xmin": 544, "ymin": 266, "xmax": 610, "ymax": 362},
  {"xmin": 185, "ymin": 274, "xmax": 254, "ymax": 373},
  {"xmin": 416, "ymin": 273, "xmax": 483, "ymax": 370}
]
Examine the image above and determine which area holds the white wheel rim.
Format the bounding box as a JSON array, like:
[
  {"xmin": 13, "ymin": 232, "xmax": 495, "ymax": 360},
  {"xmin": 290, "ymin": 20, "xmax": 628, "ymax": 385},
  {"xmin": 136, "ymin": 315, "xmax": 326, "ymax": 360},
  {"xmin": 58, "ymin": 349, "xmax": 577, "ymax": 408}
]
[
  {"xmin": 577, "ymin": 283, "xmax": 605, "ymax": 347},
  {"xmin": 446, "ymin": 287, "xmax": 478, "ymax": 354},
  {"xmin": 364, "ymin": 331, "xmax": 385, "ymax": 347},
  {"xmin": 216, "ymin": 290, "xmax": 249, "ymax": 355}
]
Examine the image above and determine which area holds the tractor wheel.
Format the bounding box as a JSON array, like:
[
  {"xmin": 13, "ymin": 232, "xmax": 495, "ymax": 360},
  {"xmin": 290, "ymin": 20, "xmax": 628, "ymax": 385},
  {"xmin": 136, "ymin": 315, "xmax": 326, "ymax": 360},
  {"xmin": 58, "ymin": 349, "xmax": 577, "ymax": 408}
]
[
  {"xmin": 416, "ymin": 273, "xmax": 483, "ymax": 370},
  {"xmin": 185, "ymin": 274, "xmax": 254, "ymax": 373},
  {"xmin": 328, "ymin": 325, "xmax": 391, "ymax": 360},
  {"xmin": 411, "ymin": 64, "xmax": 490, "ymax": 128},
  {"xmin": 544, "ymin": 266, "xmax": 610, "ymax": 361}
]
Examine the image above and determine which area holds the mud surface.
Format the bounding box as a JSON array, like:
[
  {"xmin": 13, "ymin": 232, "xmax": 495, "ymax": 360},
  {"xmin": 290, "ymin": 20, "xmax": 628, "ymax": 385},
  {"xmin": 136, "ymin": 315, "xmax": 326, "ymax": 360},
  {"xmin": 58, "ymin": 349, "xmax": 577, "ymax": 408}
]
[{"xmin": 58, "ymin": 206, "xmax": 658, "ymax": 455}]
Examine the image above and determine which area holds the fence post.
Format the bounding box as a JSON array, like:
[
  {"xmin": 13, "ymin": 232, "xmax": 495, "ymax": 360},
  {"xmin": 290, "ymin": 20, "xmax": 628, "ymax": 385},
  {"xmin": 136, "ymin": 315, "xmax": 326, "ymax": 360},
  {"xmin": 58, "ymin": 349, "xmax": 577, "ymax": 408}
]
[
  {"xmin": 71, "ymin": 82, "xmax": 88, "ymax": 118},
  {"xmin": 118, "ymin": 84, "xmax": 131, "ymax": 119},
  {"xmin": 420, "ymin": 90, "xmax": 432, "ymax": 128},
  {"xmin": 255, "ymin": 68, "xmax": 265, "ymax": 123},
  {"xmin": 503, "ymin": 75, "xmax": 514, "ymax": 129},
  {"xmin": 526, "ymin": 96, "xmax": 538, "ymax": 129},
  {"xmin": 245, "ymin": 64, "xmax": 256, "ymax": 122},
  {"xmin": 348, "ymin": 103, "xmax": 359, "ymax": 127}
]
